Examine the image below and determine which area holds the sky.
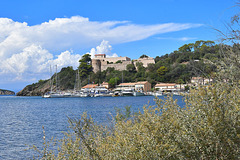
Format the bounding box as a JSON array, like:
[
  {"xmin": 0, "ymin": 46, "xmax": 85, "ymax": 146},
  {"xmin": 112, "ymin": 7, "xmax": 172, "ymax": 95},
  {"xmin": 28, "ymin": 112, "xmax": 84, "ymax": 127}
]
[{"xmin": 0, "ymin": 0, "xmax": 238, "ymax": 92}]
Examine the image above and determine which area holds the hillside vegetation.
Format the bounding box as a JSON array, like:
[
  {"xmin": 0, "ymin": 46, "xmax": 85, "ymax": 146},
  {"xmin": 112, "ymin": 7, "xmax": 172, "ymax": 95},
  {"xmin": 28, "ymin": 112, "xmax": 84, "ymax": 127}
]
[{"xmin": 17, "ymin": 40, "xmax": 228, "ymax": 96}]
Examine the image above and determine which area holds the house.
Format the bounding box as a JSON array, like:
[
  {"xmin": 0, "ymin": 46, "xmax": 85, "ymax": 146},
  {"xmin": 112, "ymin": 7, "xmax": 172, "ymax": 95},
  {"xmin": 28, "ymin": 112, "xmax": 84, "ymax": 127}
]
[
  {"xmin": 154, "ymin": 83, "xmax": 179, "ymax": 92},
  {"xmin": 101, "ymin": 82, "xmax": 109, "ymax": 89},
  {"xmin": 116, "ymin": 82, "xmax": 136, "ymax": 91},
  {"xmin": 135, "ymin": 81, "xmax": 151, "ymax": 92},
  {"xmin": 191, "ymin": 77, "xmax": 213, "ymax": 86},
  {"xmin": 116, "ymin": 81, "xmax": 151, "ymax": 92},
  {"xmin": 82, "ymin": 84, "xmax": 98, "ymax": 89}
]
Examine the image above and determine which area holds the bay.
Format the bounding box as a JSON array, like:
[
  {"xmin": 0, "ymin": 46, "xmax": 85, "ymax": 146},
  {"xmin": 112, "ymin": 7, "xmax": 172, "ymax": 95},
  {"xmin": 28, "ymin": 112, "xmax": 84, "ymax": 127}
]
[{"xmin": 0, "ymin": 95, "xmax": 184, "ymax": 159}]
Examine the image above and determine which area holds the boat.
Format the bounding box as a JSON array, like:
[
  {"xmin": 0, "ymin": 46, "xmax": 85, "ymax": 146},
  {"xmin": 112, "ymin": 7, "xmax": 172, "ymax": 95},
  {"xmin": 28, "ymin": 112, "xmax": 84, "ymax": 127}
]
[
  {"xmin": 152, "ymin": 92, "xmax": 163, "ymax": 96},
  {"xmin": 63, "ymin": 91, "xmax": 72, "ymax": 97},
  {"xmin": 112, "ymin": 91, "xmax": 121, "ymax": 97},
  {"xmin": 133, "ymin": 90, "xmax": 145, "ymax": 96},
  {"xmin": 93, "ymin": 87, "xmax": 111, "ymax": 97},
  {"xmin": 43, "ymin": 65, "xmax": 65, "ymax": 98},
  {"xmin": 43, "ymin": 92, "xmax": 51, "ymax": 98},
  {"xmin": 42, "ymin": 65, "xmax": 54, "ymax": 98},
  {"xmin": 49, "ymin": 91, "xmax": 65, "ymax": 98},
  {"xmin": 122, "ymin": 88, "xmax": 134, "ymax": 96}
]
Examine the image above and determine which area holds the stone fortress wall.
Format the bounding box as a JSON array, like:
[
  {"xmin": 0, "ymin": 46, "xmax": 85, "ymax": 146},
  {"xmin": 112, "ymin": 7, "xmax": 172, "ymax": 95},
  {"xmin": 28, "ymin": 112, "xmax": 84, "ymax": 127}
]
[
  {"xmin": 133, "ymin": 57, "xmax": 155, "ymax": 67},
  {"xmin": 92, "ymin": 54, "xmax": 155, "ymax": 73}
]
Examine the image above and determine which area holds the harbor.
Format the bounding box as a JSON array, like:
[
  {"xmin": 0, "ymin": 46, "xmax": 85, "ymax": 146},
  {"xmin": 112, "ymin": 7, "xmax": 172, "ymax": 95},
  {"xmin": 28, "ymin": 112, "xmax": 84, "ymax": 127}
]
[{"xmin": 42, "ymin": 81, "xmax": 185, "ymax": 98}]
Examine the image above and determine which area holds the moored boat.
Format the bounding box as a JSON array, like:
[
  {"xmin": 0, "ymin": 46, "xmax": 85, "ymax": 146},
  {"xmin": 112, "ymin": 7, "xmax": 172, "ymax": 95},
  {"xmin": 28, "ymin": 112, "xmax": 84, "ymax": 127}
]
[{"xmin": 122, "ymin": 88, "xmax": 134, "ymax": 96}]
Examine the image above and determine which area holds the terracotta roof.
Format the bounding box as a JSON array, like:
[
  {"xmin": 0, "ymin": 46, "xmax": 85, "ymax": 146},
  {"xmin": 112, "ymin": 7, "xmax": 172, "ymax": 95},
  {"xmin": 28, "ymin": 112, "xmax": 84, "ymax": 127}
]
[
  {"xmin": 95, "ymin": 54, "xmax": 106, "ymax": 56},
  {"xmin": 192, "ymin": 77, "xmax": 203, "ymax": 80},
  {"xmin": 102, "ymin": 82, "xmax": 109, "ymax": 85},
  {"xmin": 155, "ymin": 83, "xmax": 176, "ymax": 87},
  {"xmin": 82, "ymin": 84, "xmax": 98, "ymax": 89},
  {"xmin": 136, "ymin": 81, "xmax": 149, "ymax": 85},
  {"xmin": 118, "ymin": 82, "xmax": 136, "ymax": 86}
]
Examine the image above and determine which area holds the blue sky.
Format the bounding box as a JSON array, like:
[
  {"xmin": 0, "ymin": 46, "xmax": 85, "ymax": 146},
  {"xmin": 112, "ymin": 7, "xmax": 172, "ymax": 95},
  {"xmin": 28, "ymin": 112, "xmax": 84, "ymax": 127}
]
[{"xmin": 0, "ymin": 0, "xmax": 238, "ymax": 91}]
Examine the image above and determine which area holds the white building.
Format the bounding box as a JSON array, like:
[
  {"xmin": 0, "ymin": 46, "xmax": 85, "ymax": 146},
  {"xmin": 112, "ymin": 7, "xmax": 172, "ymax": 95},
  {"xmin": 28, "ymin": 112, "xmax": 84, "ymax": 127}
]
[
  {"xmin": 116, "ymin": 81, "xmax": 151, "ymax": 92},
  {"xmin": 154, "ymin": 83, "xmax": 179, "ymax": 92},
  {"xmin": 191, "ymin": 77, "xmax": 213, "ymax": 86}
]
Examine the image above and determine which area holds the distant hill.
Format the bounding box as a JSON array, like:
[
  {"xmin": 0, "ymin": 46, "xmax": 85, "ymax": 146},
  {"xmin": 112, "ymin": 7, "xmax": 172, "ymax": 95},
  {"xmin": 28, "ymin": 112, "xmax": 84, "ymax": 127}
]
[
  {"xmin": 17, "ymin": 66, "xmax": 75, "ymax": 96},
  {"xmin": 0, "ymin": 89, "xmax": 15, "ymax": 95}
]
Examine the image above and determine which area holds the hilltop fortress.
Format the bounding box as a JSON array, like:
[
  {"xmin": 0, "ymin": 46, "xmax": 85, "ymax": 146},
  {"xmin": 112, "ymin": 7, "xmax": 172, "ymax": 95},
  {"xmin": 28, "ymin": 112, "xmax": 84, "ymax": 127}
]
[{"xmin": 92, "ymin": 54, "xmax": 155, "ymax": 73}]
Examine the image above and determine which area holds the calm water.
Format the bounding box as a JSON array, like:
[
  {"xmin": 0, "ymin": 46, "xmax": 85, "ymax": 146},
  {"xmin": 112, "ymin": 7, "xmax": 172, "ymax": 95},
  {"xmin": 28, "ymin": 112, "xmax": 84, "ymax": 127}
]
[{"xmin": 0, "ymin": 95, "xmax": 184, "ymax": 159}]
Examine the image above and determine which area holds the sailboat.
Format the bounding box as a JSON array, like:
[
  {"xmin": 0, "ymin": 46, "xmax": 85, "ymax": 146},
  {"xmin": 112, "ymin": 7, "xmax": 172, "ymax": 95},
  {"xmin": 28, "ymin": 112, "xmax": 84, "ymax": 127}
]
[
  {"xmin": 72, "ymin": 69, "xmax": 82, "ymax": 97},
  {"xmin": 71, "ymin": 69, "xmax": 89, "ymax": 97},
  {"xmin": 42, "ymin": 65, "xmax": 54, "ymax": 98},
  {"xmin": 43, "ymin": 65, "xmax": 64, "ymax": 98}
]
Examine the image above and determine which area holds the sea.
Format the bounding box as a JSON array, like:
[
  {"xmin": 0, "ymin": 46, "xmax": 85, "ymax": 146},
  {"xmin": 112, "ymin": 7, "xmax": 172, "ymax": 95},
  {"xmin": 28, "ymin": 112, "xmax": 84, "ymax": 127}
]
[{"xmin": 0, "ymin": 95, "xmax": 185, "ymax": 160}]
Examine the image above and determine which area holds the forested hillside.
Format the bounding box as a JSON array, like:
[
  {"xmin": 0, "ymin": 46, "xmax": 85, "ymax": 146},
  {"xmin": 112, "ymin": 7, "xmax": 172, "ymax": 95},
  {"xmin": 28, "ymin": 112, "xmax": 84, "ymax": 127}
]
[{"xmin": 17, "ymin": 40, "xmax": 229, "ymax": 96}]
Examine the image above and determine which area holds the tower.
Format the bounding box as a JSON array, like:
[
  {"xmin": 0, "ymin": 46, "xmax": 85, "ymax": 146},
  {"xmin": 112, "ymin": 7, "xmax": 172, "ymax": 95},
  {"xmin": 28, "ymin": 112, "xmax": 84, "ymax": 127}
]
[{"xmin": 91, "ymin": 59, "xmax": 101, "ymax": 73}]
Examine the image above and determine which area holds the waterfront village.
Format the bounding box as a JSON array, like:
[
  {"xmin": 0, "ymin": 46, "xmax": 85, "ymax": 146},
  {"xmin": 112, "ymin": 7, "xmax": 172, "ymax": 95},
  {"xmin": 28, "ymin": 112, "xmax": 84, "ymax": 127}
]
[{"xmin": 43, "ymin": 54, "xmax": 212, "ymax": 98}]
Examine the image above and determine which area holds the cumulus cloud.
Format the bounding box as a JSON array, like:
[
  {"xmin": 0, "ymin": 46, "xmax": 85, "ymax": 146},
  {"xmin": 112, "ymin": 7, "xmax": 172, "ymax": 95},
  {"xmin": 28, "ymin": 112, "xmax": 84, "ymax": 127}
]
[
  {"xmin": 0, "ymin": 16, "xmax": 202, "ymax": 87},
  {"xmin": 86, "ymin": 40, "xmax": 118, "ymax": 58},
  {"xmin": 0, "ymin": 44, "xmax": 81, "ymax": 82},
  {"xmin": 45, "ymin": 50, "xmax": 82, "ymax": 70}
]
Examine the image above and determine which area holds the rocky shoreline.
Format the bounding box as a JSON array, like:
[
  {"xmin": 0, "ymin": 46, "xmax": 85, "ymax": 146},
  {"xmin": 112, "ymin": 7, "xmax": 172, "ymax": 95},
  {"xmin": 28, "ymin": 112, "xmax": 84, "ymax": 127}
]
[
  {"xmin": 0, "ymin": 89, "xmax": 15, "ymax": 95},
  {"xmin": 16, "ymin": 81, "xmax": 51, "ymax": 96}
]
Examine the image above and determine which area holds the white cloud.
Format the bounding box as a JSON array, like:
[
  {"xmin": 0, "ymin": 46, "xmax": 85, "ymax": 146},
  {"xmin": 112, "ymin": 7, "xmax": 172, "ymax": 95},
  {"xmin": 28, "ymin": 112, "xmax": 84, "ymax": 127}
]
[
  {"xmin": 45, "ymin": 50, "xmax": 82, "ymax": 71},
  {"xmin": 0, "ymin": 44, "xmax": 81, "ymax": 82},
  {"xmin": 0, "ymin": 16, "xmax": 202, "ymax": 87},
  {"xmin": 86, "ymin": 40, "xmax": 118, "ymax": 58},
  {"xmin": 156, "ymin": 36, "xmax": 197, "ymax": 41}
]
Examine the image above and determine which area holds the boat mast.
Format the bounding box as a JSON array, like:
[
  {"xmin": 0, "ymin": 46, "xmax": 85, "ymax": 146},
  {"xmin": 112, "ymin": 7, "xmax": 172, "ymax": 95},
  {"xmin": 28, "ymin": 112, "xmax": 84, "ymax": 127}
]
[
  {"xmin": 50, "ymin": 65, "xmax": 53, "ymax": 93},
  {"xmin": 74, "ymin": 70, "xmax": 77, "ymax": 91},
  {"xmin": 78, "ymin": 69, "xmax": 81, "ymax": 90},
  {"xmin": 55, "ymin": 65, "xmax": 58, "ymax": 91}
]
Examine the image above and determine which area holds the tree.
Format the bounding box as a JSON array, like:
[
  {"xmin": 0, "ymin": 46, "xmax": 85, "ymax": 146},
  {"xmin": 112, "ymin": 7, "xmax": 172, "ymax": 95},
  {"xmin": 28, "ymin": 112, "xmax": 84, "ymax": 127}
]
[
  {"xmin": 176, "ymin": 79, "xmax": 184, "ymax": 90},
  {"xmin": 178, "ymin": 43, "xmax": 194, "ymax": 53},
  {"xmin": 115, "ymin": 60, "xmax": 122, "ymax": 64},
  {"xmin": 146, "ymin": 63, "xmax": 155, "ymax": 72},
  {"xmin": 78, "ymin": 54, "xmax": 93, "ymax": 79},
  {"xmin": 135, "ymin": 62, "xmax": 145, "ymax": 72},
  {"xmin": 140, "ymin": 54, "xmax": 149, "ymax": 58},
  {"xmin": 108, "ymin": 77, "xmax": 120, "ymax": 88},
  {"xmin": 126, "ymin": 64, "xmax": 136, "ymax": 73},
  {"xmin": 157, "ymin": 66, "xmax": 168, "ymax": 75}
]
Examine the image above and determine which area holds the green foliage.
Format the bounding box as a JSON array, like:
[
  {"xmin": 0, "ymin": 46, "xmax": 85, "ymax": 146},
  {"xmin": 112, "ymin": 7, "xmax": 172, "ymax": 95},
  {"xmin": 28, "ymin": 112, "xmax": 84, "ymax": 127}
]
[
  {"xmin": 140, "ymin": 54, "xmax": 149, "ymax": 58},
  {"xmin": 108, "ymin": 77, "xmax": 120, "ymax": 88},
  {"xmin": 107, "ymin": 61, "xmax": 113, "ymax": 64},
  {"xmin": 115, "ymin": 60, "xmax": 122, "ymax": 64},
  {"xmin": 38, "ymin": 79, "xmax": 46, "ymax": 84},
  {"xmin": 57, "ymin": 66, "xmax": 75, "ymax": 90},
  {"xmin": 157, "ymin": 66, "xmax": 168, "ymax": 75},
  {"xmin": 78, "ymin": 54, "xmax": 93, "ymax": 79},
  {"xmin": 126, "ymin": 64, "xmax": 136, "ymax": 73}
]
